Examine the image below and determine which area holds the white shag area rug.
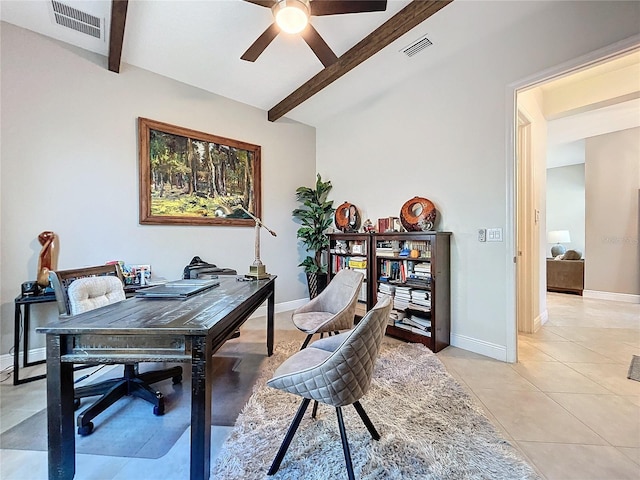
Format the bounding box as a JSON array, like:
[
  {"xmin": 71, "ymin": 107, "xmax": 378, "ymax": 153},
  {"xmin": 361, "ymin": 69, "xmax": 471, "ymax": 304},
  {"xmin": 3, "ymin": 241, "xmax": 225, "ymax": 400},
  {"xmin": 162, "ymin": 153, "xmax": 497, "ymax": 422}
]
[{"xmin": 211, "ymin": 342, "xmax": 540, "ymax": 479}]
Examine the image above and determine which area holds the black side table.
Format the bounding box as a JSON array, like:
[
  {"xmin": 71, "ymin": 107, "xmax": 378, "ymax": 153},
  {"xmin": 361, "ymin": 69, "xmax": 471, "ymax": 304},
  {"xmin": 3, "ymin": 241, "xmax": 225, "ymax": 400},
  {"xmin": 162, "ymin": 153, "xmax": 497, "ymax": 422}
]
[{"xmin": 13, "ymin": 293, "xmax": 57, "ymax": 385}]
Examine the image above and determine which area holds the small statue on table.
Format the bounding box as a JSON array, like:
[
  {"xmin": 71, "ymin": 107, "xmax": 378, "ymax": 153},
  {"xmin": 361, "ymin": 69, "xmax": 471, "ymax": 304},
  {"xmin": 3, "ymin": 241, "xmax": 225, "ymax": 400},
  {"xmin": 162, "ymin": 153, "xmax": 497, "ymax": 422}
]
[{"xmin": 36, "ymin": 231, "xmax": 59, "ymax": 288}]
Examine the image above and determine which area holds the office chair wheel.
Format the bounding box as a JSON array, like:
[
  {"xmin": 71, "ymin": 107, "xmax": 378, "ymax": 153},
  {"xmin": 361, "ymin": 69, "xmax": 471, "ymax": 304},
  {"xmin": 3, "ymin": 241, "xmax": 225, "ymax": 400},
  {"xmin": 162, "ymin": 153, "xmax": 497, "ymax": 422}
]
[
  {"xmin": 153, "ymin": 402, "xmax": 165, "ymax": 416},
  {"xmin": 74, "ymin": 398, "xmax": 81, "ymax": 410},
  {"xmin": 172, "ymin": 374, "xmax": 182, "ymax": 385},
  {"xmin": 78, "ymin": 422, "xmax": 94, "ymax": 436}
]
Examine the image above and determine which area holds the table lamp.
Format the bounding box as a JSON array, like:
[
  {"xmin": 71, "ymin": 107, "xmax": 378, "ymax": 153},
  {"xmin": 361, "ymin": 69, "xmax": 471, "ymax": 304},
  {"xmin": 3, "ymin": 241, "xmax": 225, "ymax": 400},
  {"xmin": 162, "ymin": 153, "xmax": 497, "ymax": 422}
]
[{"xmin": 548, "ymin": 230, "xmax": 571, "ymax": 257}]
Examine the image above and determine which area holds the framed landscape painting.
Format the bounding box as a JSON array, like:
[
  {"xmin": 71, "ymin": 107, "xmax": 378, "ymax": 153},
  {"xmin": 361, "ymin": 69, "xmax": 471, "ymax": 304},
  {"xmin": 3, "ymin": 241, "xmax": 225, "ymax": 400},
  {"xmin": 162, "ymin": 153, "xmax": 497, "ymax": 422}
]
[{"xmin": 138, "ymin": 117, "xmax": 261, "ymax": 226}]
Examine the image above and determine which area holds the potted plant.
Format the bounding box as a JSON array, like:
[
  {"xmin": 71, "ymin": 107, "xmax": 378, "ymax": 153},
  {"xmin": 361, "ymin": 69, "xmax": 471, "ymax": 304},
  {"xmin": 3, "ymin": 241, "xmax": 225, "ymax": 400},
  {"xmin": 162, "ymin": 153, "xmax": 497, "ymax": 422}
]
[{"xmin": 292, "ymin": 174, "xmax": 335, "ymax": 298}]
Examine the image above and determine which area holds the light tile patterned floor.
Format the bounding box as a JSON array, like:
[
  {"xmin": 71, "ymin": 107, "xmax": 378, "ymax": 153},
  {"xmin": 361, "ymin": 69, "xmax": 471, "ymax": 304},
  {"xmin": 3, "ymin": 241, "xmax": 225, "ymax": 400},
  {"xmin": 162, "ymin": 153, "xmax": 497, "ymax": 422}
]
[
  {"xmin": 1, "ymin": 293, "xmax": 638, "ymax": 479},
  {"xmin": 439, "ymin": 292, "xmax": 640, "ymax": 479}
]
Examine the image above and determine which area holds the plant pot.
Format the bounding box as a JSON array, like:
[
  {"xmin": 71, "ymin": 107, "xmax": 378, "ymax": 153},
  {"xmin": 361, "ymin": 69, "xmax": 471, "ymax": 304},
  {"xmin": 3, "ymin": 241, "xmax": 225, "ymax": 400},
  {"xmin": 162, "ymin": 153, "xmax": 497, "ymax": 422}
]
[{"xmin": 306, "ymin": 272, "xmax": 328, "ymax": 299}]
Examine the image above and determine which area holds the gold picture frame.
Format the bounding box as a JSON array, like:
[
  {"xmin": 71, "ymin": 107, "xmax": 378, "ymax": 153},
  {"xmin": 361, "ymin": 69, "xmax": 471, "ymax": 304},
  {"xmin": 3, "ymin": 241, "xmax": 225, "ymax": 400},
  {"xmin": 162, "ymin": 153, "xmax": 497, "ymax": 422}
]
[{"xmin": 138, "ymin": 117, "xmax": 261, "ymax": 226}]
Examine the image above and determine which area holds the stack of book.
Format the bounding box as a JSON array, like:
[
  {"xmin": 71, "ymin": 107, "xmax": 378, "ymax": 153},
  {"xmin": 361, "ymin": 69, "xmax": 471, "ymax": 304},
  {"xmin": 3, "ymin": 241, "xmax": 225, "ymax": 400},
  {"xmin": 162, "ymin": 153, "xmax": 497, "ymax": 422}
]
[
  {"xmin": 393, "ymin": 286, "xmax": 411, "ymax": 311},
  {"xmin": 376, "ymin": 246, "xmax": 395, "ymax": 257},
  {"xmin": 409, "ymin": 290, "xmax": 431, "ymax": 312},
  {"xmin": 358, "ymin": 281, "xmax": 368, "ymax": 302},
  {"xmin": 397, "ymin": 314, "xmax": 431, "ymax": 337},
  {"xmin": 378, "ymin": 282, "xmax": 395, "ymax": 305},
  {"xmin": 407, "ymin": 262, "xmax": 431, "ymax": 287},
  {"xmin": 388, "ymin": 308, "xmax": 405, "ymax": 326}
]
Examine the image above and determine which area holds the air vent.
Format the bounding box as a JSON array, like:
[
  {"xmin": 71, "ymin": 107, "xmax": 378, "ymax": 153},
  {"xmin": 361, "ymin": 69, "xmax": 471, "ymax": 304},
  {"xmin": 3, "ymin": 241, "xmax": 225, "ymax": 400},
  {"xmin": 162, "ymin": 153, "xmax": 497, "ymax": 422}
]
[
  {"xmin": 400, "ymin": 34, "xmax": 433, "ymax": 57},
  {"xmin": 51, "ymin": 0, "xmax": 102, "ymax": 39}
]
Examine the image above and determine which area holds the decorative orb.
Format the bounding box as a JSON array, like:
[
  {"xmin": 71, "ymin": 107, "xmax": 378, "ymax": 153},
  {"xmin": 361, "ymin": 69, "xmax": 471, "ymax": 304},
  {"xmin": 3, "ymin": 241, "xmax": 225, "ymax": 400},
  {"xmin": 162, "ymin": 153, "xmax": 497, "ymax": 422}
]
[
  {"xmin": 334, "ymin": 202, "xmax": 360, "ymax": 232},
  {"xmin": 400, "ymin": 197, "xmax": 437, "ymax": 232}
]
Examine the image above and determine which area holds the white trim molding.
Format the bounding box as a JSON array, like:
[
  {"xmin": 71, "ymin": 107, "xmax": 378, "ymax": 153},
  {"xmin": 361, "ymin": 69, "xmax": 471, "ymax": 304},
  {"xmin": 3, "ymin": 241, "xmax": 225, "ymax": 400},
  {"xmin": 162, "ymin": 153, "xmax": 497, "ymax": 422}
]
[
  {"xmin": 583, "ymin": 290, "xmax": 640, "ymax": 304},
  {"xmin": 450, "ymin": 333, "xmax": 508, "ymax": 363}
]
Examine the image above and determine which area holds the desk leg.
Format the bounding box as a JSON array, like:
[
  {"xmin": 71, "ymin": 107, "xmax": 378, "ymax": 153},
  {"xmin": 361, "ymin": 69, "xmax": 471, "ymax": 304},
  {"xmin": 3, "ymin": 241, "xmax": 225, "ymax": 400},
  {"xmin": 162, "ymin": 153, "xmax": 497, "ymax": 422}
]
[
  {"xmin": 267, "ymin": 282, "xmax": 275, "ymax": 357},
  {"xmin": 46, "ymin": 335, "xmax": 75, "ymax": 480},
  {"xmin": 190, "ymin": 335, "xmax": 212, "ymax": 480}
]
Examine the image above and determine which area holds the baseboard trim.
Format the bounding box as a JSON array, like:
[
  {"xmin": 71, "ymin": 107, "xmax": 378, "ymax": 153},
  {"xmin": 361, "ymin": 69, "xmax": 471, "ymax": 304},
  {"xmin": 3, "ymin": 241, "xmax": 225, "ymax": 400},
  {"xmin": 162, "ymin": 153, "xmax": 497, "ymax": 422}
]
[
  {"xmin": 1, "ymin": 298, "xmax": 310, "ymax": 372},
  {"xmin": 450, "ymin": 333, "xmax": 507, "ymax": 362},
  {"xmin": 0, "ymin": 347, "xmax": 46, "ymax": 371},
  {"xmin": 583, "ymin": 290, "xmax": 640, "ymax": 304},
  {"xmin": 537, "ymin": 310, "xmax": 548, "ymax": 330},
  {"xmin": 248, "ymin": 298, "xmax": 308, "ymax": 319}
]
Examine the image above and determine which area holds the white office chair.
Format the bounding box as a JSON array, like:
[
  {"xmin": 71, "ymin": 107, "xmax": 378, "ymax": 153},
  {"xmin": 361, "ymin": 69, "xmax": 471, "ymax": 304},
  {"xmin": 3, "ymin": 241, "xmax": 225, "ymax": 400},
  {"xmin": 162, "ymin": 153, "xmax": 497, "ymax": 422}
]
[{"xmin": 51, "ymin": 265, "xmax": 183, "ymax": 436}]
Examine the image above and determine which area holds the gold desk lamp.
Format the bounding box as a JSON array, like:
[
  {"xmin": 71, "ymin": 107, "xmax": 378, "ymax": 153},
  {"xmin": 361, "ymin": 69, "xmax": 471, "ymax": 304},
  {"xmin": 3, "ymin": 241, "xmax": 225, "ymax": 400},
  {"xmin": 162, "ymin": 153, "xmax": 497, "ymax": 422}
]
[{"xmin": 239, "ymin": 206, "xmax": 277, "ymax": 279}]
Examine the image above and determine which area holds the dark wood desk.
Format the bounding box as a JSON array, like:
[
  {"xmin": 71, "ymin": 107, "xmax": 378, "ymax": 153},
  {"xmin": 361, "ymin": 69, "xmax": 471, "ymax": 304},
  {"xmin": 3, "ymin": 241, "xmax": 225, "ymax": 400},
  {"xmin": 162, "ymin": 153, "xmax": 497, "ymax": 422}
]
[{"xmin": 37, "ymin": 276, "xmax": 276, "ymax": 480}]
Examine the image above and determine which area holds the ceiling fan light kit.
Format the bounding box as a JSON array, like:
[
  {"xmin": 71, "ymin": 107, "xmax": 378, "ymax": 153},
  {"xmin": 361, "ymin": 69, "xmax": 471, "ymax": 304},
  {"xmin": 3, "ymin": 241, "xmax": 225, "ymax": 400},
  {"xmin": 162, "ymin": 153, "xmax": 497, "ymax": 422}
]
[
  {"xmin": 273, "ymin": 0, "xmax": 310, "ymax": 34},
  {"xmin": 242, "ymin": 0, "xmax": 388, "ymax": 66}
]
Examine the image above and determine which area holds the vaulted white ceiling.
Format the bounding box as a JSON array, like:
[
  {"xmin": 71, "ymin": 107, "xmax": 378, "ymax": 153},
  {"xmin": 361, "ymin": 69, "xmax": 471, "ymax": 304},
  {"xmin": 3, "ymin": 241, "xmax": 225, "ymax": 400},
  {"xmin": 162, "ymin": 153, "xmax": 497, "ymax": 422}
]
[{"xmin": 1, "ymin": 0, "xmax": 553, "ymax": 126}]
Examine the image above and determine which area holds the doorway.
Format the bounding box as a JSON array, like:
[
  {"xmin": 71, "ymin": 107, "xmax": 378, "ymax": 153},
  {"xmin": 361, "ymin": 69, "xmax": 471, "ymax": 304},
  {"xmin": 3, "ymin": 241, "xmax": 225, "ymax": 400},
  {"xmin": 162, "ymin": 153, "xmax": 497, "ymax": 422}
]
[{"xmin": 509, "ymin": 36, "xmax": 640, "ymax": 362}]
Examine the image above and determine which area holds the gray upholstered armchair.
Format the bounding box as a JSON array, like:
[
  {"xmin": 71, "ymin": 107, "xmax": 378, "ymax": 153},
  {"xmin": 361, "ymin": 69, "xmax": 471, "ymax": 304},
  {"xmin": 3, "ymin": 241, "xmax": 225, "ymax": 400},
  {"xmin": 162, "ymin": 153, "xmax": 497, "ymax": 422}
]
[
  {"xmin": 267, "ymin": 296, "xmax": 392, "ymax": 479},
  {"xmin": 292, "ymin": 268, "xmax": 364, "ymax": 349}
]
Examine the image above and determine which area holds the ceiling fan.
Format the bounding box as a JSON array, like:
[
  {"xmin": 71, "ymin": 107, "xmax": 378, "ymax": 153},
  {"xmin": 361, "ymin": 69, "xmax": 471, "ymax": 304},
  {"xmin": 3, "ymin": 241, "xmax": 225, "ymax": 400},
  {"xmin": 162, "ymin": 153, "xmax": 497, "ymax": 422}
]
[{"xmin": 241, "ymin": 0, "xmax": 388, "ymax": 68}]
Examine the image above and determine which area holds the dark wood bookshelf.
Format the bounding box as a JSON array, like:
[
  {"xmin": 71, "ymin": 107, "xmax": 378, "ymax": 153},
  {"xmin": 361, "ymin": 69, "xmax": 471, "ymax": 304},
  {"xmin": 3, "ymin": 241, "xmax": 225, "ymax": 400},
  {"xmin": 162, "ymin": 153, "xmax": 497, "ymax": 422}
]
[{"xmin": 327, "ymin": 231, "xmax": 451, "ymax": 352}]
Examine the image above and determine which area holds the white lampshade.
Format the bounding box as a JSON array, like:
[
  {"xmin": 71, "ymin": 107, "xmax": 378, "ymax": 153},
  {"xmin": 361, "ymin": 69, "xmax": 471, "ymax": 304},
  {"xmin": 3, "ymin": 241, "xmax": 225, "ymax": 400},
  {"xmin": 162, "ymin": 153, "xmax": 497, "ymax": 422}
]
[
  {"xmin": 273, "ymin": 0, "xmax": 310, "ymax": 34},
  {"xmin": 547, "ymin": 230, "xmax": 571, "ymax": 244}
]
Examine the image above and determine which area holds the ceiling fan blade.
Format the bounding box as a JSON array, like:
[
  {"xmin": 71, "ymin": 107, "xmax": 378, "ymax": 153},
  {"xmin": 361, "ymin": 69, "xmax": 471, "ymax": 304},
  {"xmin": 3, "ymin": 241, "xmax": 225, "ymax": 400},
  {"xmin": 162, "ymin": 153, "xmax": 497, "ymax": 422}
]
[
  {"xmin": 241, "ymin": 23, "xmax": 280, "ymax": 62},
  {"xmin": 310, "ymin": 0, "xmax": 387, "ymax": 16},
  {"xmin": 300, "ymin": 24, "xmax": 338, "ymax": 68},
  {"xmin": 243, "ymin": 0, "xmax": 275, "ymax": 8}
]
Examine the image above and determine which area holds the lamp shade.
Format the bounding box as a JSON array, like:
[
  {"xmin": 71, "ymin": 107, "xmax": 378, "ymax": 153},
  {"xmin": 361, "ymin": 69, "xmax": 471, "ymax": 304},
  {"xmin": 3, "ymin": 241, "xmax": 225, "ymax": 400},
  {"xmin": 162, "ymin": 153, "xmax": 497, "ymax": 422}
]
[{"xmin": 547, "ymin": 230, "xmax": 571, "ymax": 244}]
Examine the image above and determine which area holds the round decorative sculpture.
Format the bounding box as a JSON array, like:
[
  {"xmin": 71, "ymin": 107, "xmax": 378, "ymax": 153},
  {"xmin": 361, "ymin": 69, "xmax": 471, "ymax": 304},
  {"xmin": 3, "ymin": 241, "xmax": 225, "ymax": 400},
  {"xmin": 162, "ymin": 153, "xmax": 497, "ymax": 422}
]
[
  {"xmin": 400, "ymin": 197, "xmax": 437, "ymax": 232},
  {"xmin": 334, "ymin": 202, "xmax": 361, "ymax": 233}
]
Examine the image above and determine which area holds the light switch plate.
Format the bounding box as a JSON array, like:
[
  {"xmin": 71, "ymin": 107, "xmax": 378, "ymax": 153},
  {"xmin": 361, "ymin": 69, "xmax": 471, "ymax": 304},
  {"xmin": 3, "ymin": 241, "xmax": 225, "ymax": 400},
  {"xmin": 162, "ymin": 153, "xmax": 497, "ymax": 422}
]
[
  {"xmin": 478, "ymin": 229, "xmax": 486, "ymax": 242},
  {"xmin": 487, "ymin": 228, "xmax": 503, "ymax": 242}
]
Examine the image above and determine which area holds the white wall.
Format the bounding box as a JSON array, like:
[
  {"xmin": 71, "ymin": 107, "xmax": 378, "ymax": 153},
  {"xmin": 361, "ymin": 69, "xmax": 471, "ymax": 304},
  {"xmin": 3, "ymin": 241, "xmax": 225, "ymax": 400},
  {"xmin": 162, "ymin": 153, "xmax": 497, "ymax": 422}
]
[
  {"xmin": 585, "ymin": 127, "xmax": 640, "ymax": 296},
  {"xmin": 316, "ymin": 1, "xmax": 640, "ymax": 360},
  {"xmin": 0, "ymin": 23, "xmax": 316, "ymax": 354},
  {"xmin": 547, "ymin": 164, "xmax": 586, "ymax": 257}
]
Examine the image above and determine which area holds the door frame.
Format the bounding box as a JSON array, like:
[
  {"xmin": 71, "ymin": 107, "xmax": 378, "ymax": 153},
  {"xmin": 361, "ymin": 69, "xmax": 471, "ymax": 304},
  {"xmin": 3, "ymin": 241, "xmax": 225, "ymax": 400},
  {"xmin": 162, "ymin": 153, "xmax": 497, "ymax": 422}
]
[{"xmin": 504, "ymin": 34, "xmax": 640, "ymax": 363}]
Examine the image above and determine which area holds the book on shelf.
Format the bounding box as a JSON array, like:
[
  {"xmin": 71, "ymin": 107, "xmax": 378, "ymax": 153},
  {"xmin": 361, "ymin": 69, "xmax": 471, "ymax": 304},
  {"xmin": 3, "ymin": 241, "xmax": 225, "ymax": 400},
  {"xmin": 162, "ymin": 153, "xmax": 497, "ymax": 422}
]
[
  {"xmin": 403, "ymin": 314, "xmax": 431, "ymax": 329},
  {"xmin": 348, "ymin": 256, "xmax": 367, "ymax": 269},
  {"xmin": 387, "ymin": 308, "xmax": 405, "ymax": 326},
  {"xmin": 407, "ymin": 302, "xmax": 431, "ymax": 312},
  {"xmin": 393, "ymin": 320, "xmax": 431, "ymax": 337},
  {"xmin": 358, "ymin": 282, "xmax": 367, "ymax": 302}
]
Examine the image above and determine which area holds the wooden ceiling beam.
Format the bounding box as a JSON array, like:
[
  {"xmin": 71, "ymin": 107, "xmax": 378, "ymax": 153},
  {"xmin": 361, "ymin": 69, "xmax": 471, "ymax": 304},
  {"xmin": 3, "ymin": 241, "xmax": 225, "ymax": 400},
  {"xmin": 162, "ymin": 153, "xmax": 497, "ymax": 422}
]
[
  {"xmin": 268, "ymin": 0, "xmax": 453, "ymax": 122},
  {"xmin": 108, "ymin": 0, "xmax": 129, "ymax": 73}
]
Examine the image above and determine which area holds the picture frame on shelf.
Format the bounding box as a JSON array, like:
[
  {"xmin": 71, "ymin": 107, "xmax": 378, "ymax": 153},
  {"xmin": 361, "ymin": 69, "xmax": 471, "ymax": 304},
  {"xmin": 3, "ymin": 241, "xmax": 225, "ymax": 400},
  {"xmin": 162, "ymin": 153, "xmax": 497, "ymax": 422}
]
[{"xmin": 138, "ymin": 117, "xmax": 261, "ymax": 226}]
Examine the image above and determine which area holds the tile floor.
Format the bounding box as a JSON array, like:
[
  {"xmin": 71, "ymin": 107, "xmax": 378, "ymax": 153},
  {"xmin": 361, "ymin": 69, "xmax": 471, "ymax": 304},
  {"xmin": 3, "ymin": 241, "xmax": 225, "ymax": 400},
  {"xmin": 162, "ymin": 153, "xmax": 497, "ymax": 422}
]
[
  {"xmin": 1, "ymin": 292, "xmax": 638, "ymax": 479},
  {"xmin": 437, "ymin": 292, "xmax": 640, "ymax": 480}
]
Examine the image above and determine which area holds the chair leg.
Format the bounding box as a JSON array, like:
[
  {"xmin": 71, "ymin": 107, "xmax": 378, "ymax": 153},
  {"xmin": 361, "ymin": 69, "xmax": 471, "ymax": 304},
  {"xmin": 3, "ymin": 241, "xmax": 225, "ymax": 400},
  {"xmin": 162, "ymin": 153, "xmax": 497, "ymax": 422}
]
[
  {"xmin": 268, "ymin": 398, "xmax": 311, "ymax": 475},
  {"xmin": 77, "ymin": 381, "xmax": 129, "ymax": 436},
  {"xmin": 353, "ymin": 401, "xmax": 380, "ymax": 440},
  {"xmin": 300, "ymin": 334, "xmax": 313, "ymax": 350},
  {"xmin": 336, "ymin": 407, "xmax": 355, "ymax": 480},
  {"xmin": 311, "ymin": 400, "xmax": 319, "ymax": 418}
]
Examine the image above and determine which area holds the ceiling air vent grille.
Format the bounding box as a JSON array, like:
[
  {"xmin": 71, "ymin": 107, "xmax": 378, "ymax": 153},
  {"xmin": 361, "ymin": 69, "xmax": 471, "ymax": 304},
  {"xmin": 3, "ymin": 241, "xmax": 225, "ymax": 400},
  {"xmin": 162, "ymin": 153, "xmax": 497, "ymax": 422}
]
[
  {"xmin": 51, "ymin": 0, "xmax": 101, "ymax": 39},
  {"xmin": 401, "ymin": 35, "xmax": 433, "ymax": 57}
]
